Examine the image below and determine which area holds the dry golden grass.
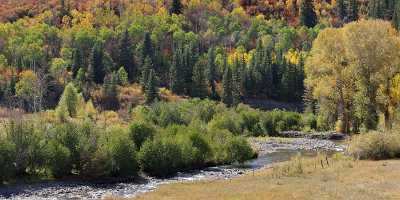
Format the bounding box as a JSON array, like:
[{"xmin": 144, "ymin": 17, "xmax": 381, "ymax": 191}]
[{"xmin": 109, "ymin": 156, "xmax": 400, "ymax": 200}]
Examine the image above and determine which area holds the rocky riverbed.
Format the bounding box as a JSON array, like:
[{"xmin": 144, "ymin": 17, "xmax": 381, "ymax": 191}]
[{"xmin": 0, "ymin": 137, "xmax": 346, "ymax": 200}]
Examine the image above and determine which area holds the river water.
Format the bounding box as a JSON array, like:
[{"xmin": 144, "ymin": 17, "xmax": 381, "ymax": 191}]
[{"xmin": 0, "ymin": 139, "xmax": 345, "ymax": 200}]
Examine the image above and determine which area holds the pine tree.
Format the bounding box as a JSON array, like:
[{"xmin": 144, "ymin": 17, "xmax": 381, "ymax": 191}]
[
  {"xmin": 117, "ymin": 67, "xmax": 129, "ymax": 86},
  {"xmin": 337, "ymin": 0, "xmax": 346, "ymax": 21},
  {"xmin": 222, "ymin": 64, "xmax": 233, "ymax": 107},
  {"xmin": 140, "ymin": 56, "xmax": 153, "ymax": 90},
  {"xmin": 145, "ymin": 69, "xmax": 158, "ymax": 104},
  {"xmin": 102, "ymin": 73, "xmax": 120, "ymax": 110},
  {"xmin": 57, "ymin": 82, "xmax": 78, "ymax": 118},
  {"xmin": 71, "ymin": 47, "xmax": 83, "ymax": 78},
  {"xmin": 170, "ymin": 45, "xmax": 184, "ymax": 94},
  {"xmin": 393, "ymin": 0, "xmax": 400, "ymax": 30},
  {"xmin": 191, "ymin": 59, "xmax": 208, "ymax": 99},
  {"xmin": 141, "ymin": 32, "xmax": 154, "ymax": 64},
  {"xmin": 348, "ymin": 0, "xmax": 359, "ymax": 22},
  {"xmin": 299, "ymin": 0, "xmax": 318, "ymax": 28},
  {"xmin": 88, "ymin": 42, "xmax": 105, "ymax": 84},
  {"xmin": 207, "ymin": 47, "xmax": 218, "ymax": 100},
  {"xmin": 118, "ymin": 29, "xmax": 136, "ymax": 82},
  {"xmin": 169, "ymin": 0, "xmax": 183, "ymax": 15},
  {"xmin": 232, "ymin": 62, "xmax": 241, "ymax": 107}
]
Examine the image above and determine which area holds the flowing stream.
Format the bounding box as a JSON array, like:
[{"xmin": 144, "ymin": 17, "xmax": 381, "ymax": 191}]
[{"xmin": 0, "ymin": 138, "xmax": 345, "ymax": 200}]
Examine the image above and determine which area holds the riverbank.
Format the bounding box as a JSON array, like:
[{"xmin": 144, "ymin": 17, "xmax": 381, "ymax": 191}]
[
  {"xmin": 0, "ymin": 137, "xmax": 345, "ymax": 200},
  {"xmin": 123, "ymin": 158, "xmax": 400, "ymax": 200}
]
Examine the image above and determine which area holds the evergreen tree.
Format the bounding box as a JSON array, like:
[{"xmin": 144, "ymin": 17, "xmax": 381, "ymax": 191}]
[
  {"xmin": 117, "ymin": 67, "xmax": 129, "ymax": 86},
  {"xmin": 232, "ymin": 61, "xmax": 241, "ymax": 107},
  {"xmin": 140, "ymin": 56, "xmax": 153, "ymax": 90},
  {"xmin": 222, "ymin": 64, "xmax": 233, "ymax": 107},
  {"xmin": 348, "ymin": 0, "xmax": 359, "ymax": 21},
  {"xmin": 169, "ymin": 0, "xmax": 183, "ymax": 15},
  {"xmin": 299, "ymin": 0, "xmax": 318, "ymax": 28},
  {"xmin": 169, "ymin": 45, "xmax": 184, "ymax": 94},
  {"xmin": 88, "ymin": 42, "xmax": 105, "ymax": 84},
  {"xmin": 118, "ymin": 29, "xmax": 136, "ymax": 82},
  {"xmin": 145, "ymin": 69, "xmax": 158, "ymax": 104},
  {"xmin": 337, "ymin": 0, "xmax": 346, "ymax": 21},
  {"xmin": 393, "ymin": 0, "xmax": 400, "ymax": 30},
  {"xmin": 207, "ymin": 47, "xmax": 218, "ymax": 100},
  {"xmin": 71, "ymin": 47, "xmax": 83, "ymax": 78},
  {"xmin": 141, "ymin": 32, "xmax": 154, "ymax": 64},
  {"xmin": 102, "ymin": 73, "xmax": 120, "ymax": 110},
  {"xmin": 368, "ymin": 0, "xmax": 383, "ymax": 19},
  {"xmin": 191, "ymin": 59, "xmax": 208, "ymax": 99},
  {"xmin": 57, "ymin": 82, "xmax": 78, "ymax": 118},
  {"xmin": 182, "ymin": 44, "xmax": 198, "ymax": 95}
]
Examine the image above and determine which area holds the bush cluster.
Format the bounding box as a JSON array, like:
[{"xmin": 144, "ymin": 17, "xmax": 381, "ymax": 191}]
[{"xmin": 348, "ymin": 131, "xmax": 400, "ymax": 160}]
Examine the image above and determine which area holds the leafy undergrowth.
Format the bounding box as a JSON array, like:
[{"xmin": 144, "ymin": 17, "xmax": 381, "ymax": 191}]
[{"xmin": 106, "ymin": 154, "xmax": 400, "ymax": 200}]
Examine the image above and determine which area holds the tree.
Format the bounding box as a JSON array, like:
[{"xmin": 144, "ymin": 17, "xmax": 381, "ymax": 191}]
[
  {"xmin": 169, "ymin": 0, "xmax": 183, "ymax": 15},
  {"xmin": 102, "ymin": 74, "xmax": 120, "ymax": 111},
  {"xmin": 305, "ymin": 20, "xmax": 400, "ymax": 133},
  {"xmin": 71, "ymin": 47, "xmax": 83, "ymax": 78},
  {"xmin": 348, "ymin": 0, "xmax": 359, "ymax": 22},
  {"xmin": 145, "ymin": 69, "xmax": 158, "ymax": 104},
  {"xmin": 117, "ymin": 67, "xmax": 128, "ymax": 86},
  {"xmin": 140, "ymin": 57, "xmax": 153, "ymax": 90},
  {"xmin": 337, "ymin": 0, "xmax": 346, "ymax": 21},
  {"xmin": 392, "ymin": 0, "xmax": 400, "ymax": 30},
  {"xmin": 141, "ymin": 32, "xmax": 154, "ymax": 65},
  {"xmin": 299, "ymin": 0, "xmax": 318, "ymax": 28},
  {"xmin": 170, "ymin": 45, "xmax": 184, "ymax": 94},
  {"xmin": 57, "ymin": 83, "xmax": 79, "ymax": 118},
  {"xmin": 118, "ymin": 30, "xmax": 136, "ymax": 82},
  {"xmin": 88, "ymin": 42, "xmax": 105, "ymax": 84},
  {"xmin": 191, "ymin": 59, "xmax": 208, "ymax": 99},
  {"xmin": 232, "ymin": 63, "xmax": 241, "ymax": 107},
  {"xmin": 207, "ymin": 47, "xmax": 218, "ymax": 100},
  {"xmin": 16, "ymin": 70, "xmax": 40, "ymax": 112},
  {"xmin": 222, "ymin": 64, "xmax": 233, "ymax": 107}
]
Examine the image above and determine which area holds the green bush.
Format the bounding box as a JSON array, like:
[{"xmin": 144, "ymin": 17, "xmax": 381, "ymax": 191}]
[
  {"xmin": 129, "ymin": 122, "xmax": 155, "ymax": 149},
  {"xmin": 208, "ymin": 111, "xmax": 242, "ymax": 135},
  {"xmin": 45, "ymin": 140, "xmax": 71, "ymax": 178},
  {"xmin": 226, "ymin": 137, "xmax": 254, "ymax": 164},
  {"xmin": 236, "ymin": 105, "xmax": 264, "ymax": 136},
  {"xmin": 260, "ymin": 110, "xmax": 303, "ymax": 136},
  {"xmin": 138, "ymin": 137, "xmax": 182, "ymax": 177},
  {"xmin": 178, "ymin": 132, "xmax": 212, "ymax": 169},
  {"xmin": 348, "ymin": 131, "xmax": 400, "ymax": 160},
  {"xmin": 101, "ymin": 127, "xmax": 139, "ymax": 177},
  {"xmin": 0, "ymin": 139, "xmax": 16, "ymax": 182},
  {"xmin": 6, "ymin": 120, "xmax": 47, "ymax": 176},
  {"xmin": 302, "ymin": 113, "xmax": 317, "ymax": 131}
]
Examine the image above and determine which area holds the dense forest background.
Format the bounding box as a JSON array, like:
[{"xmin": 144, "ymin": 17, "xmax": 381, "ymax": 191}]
[{"xmin": 0, "ymin": 0, "xmax": 399, "ymax": 126}]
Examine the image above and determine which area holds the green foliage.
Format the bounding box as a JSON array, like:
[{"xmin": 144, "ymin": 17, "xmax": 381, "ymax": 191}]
[
  {"xmin": 129, "ymin": 122, "xmax": 155, "ymax": 149},
  {"xmin": 138, "ymin": 137, "xmax": 182, "ymax": 177},
  {"xmin": 118, "ymin": 30, "xmax": 136, "ymax": 82},
  {"xmin": 0, "ymin": 139, "xmax": 16, "ymax": 182},
  {"xmin": 117, "ymin": 67, "xmax": 129, "ymax": 86},
  {"xmin": 45, "ymin": 140, "xmax": 71, "ymax": 178},
  {"xmin": 260, "ymin": 110, "xmax": 303, "ymax": 136},
  {"xmin": 222, "ymin": 64, "xmax": 233, "ymax": 107},
  {"xmin": 145, "ymin": 69, "xmax": 158, "ymax": 104},
  {"xmin": 226, "ymin": 137, "xmax": 254, "ymax": 164},
  {"xmin": 191, "ymin": 59, "xmax": 208, "ymax": 98},
  {"xmin": 170, "ymin": 0, "xmax": 183, "ymax": 15},
  {"xmin": 57, "ymin": 83, "xmax": 79, "ymax": 118}
]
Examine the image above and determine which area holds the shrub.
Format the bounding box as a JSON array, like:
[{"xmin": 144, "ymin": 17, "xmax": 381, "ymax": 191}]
[
  {"xmin": 178, "ymin": 132, "xmax": 212, "ymax": 169},
  {"xmin": 45, "ymin": 140, "xmax": 71, "ymax": 178},
  {"xmin": 129, "ymin": 122, "xmax": 155, "ymax": 149},
  {"xmin": 0, "ymin": 139, "xmax": 16, "ymax": 182},
  {"xmin": 99, "ymin": 126, "xmax": 139, "ymax": 177},
  {"xmin": 6, "ymin": 120, "xmax": 47, "ymax": 176},
  {"xmin": 260, "ymin": 110, "xmax": 303, "ymax": 136},
  {"xmin": 348, "ymin": 131, "xmax": 400, "ymax": 160},
  {"xmin": 302, "ymin": 113, "xmax": 317, "ymax": 132},
  {"xmin": 225, "ymin": 137, "xmax": 254, "ymax": 164},
  {"xmin": 138, "ymin": 137, "xmax": 182, "ymax": 177},
  {"xmin": 208, "ymin": 111, "xmax": 242, "ymax": 135},
  {"xmin": 237, "ymin": 106, "xmax": 264, "ymax": 136}
]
